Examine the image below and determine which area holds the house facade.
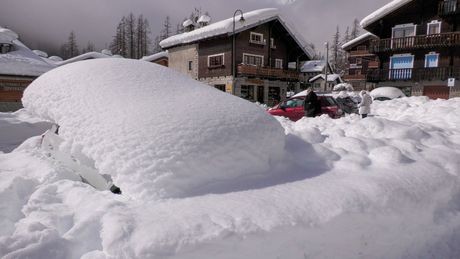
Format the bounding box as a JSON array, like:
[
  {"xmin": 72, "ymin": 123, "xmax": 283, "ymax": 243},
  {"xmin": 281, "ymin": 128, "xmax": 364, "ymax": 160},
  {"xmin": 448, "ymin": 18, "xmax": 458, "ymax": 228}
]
[
  {"xmin": 341, "ymin": 33, "xmax": 379, "ymax": 91},
  {"xmin": 361, "ymin": 0, "xmax": 460, "ymax": 99},
  {"xmin": 160, "ymin": 9, "xmax": 313, "ymax": 106},
  {"xmin": 299, "ymin": 60, "xmax": 335, "ymax": 90}
]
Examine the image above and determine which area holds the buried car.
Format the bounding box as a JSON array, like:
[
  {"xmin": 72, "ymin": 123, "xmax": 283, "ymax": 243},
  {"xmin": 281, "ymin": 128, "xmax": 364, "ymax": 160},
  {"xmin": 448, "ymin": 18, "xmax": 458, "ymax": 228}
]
[
  {"xmin": 370, "ymin": 86, "xmax": 406, "ymax": 101},
  {"xmin": 268, "ymin": 94, "xmax": 343, "ymax": 121}
]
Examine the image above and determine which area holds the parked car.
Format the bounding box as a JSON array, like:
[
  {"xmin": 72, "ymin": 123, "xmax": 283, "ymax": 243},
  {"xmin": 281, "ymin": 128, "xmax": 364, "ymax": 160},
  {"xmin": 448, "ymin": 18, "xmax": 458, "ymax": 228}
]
[
  {"xmin": 268, "ymin": 94, "xmax": 343, "ymax": 121},
  {"xmin": 370, "ymin": 87, "xmax": 406, "ymax": 101}
]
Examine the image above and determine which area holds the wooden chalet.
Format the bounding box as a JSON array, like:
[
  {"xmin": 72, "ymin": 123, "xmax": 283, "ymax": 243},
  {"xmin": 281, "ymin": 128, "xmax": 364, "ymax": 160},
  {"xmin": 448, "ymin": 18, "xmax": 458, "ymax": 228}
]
[
  {"xmin": 160, "ymin": 8, "xmax": 313, "ymax": 106},
  {"xmin": 361, "ymin": 0, "xmax": 460, "ymax": 99},
  {"xmin": 341, "ymin": 33, "xmax": 379, "ymax": 91}
]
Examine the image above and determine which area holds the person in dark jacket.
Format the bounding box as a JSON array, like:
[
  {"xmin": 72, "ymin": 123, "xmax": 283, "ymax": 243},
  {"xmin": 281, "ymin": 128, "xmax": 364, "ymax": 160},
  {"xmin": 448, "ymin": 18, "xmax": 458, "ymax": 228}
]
[{"xmin": 304, "ymin": 88, "xmax": 321, "ymax": 117}]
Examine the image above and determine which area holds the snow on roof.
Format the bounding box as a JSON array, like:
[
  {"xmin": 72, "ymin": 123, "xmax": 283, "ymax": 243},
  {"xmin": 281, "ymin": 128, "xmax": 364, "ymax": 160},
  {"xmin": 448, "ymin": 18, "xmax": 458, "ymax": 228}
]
[
  {"xmin": 140, "ymin": 51, "xmax": 168, "ymax": 62},
  {"xmin": 22, "ymin": 59, "xmax": 285, "ymax": 200},
  {"xmin": 32, "ymin": 50, "xmax": 48, "ymax": 58},
  {"xmin": 370, "ymin": 86, "xmax": 406, "ymax": 99},
  {"xmin": 56, "ymin": 52, "xmax": 113, "ymax": 66},
  {"xmin": 197, "ymin": 15, "xmax": 211, "ymax": 24},
  {"xmin": 333, "ymin": 83, "xmax": 354, "ymax": 92},
  {"xmin": 101, "ymin": 49, "xmax": 112, "ymax": 56},
  {"xmin": 300, "ymin": 60, "xmax": 327, "ymax": 73},
  {"xmin": 309, "ymin": 73, "xmax": 341, "ymax": 83},
  {"xmin": 341, "ymin": 32, "xmax": 377, "ymax": 50},
  {"xmin": 182, "ymin": 19, "xmax": 194, "ymax": 28},
  {"xmin": 0, "ymin": 27, "xmax": 19, "ymax": 44},
  {"xmin": 161, "ymin": 8, "xmax": 314, "ymax": 59},
  {"xmin": 48, "ymin": 56, "xmax": 63, "ymax": 62},
  {"xmin": 0, "ymin": 30, "xmax": 54, "ymax": 77},
  {"xmin": 360, "ymin": 0, "xmax": 413, "ymax": 28}
]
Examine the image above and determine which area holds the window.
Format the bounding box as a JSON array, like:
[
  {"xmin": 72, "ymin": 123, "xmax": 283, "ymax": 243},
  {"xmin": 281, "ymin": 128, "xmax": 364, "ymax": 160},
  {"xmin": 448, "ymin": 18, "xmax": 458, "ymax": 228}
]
[
  {"xmin": 284, "ymin": 98, "xmax": 304, "ymax": 108},
  {"xmin": 270, "ymin": 38, "xmax": 276, "ymax": 49},
  {"xmin": 188, "ymin": 61, "xmax": 193, "ymax": 71},
  {"xmin": 425, "ymin": 52, "xmax": 439, "ymax": 68},
  {"xmin": 243, "ymin": 54, "xmax": 264, "ymax": 67},
  {"xmin": 356, "ymin": 58, "xmax": 362, "ymax": 65},
  {"xmin": 250, "ymin": 32, "xmax": 265, "ymax": 45},
  {"xmin": 392, "ymin": 24, "xmax": 416, "ymax": 49},
  {"xmin": 390, "ymin": 54, "xmax": 414, "ymax": 79},
  {"xmin": 275, "ymin": 59, "xmax": 283, "ymax": 69},
  {"xmin": 427, "ymin": 20, "xmax": 441, "ymax": 35},
  {"xmin": 240, "ymin": 85, "xmax": 255, "ymax": 100},
  {"xmin": 208, "ymin": 53, "xmax": 224, "ymax": 68}
]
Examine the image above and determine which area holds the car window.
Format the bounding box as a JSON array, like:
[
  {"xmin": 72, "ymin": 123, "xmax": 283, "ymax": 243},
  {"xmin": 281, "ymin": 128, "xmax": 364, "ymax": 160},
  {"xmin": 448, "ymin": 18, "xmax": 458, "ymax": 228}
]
[
  {"xmin": 285, "ymin": 98, "xmax": 304, "ymax": 108},
  {"xmin": 319, "ymin": 96, "xmax": 337, "ymax": 107}
]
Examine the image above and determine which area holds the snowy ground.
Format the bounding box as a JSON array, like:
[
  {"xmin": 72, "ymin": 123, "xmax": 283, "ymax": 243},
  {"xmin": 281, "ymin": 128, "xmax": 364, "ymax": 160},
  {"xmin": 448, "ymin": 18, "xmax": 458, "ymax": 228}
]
[
  {"xmin": 1, "ymin": 96, "xmax": 459, "ymax": 258},
  {"xmin": 1, "ymin": 58, "xmax": 460, "ymax": 258}
]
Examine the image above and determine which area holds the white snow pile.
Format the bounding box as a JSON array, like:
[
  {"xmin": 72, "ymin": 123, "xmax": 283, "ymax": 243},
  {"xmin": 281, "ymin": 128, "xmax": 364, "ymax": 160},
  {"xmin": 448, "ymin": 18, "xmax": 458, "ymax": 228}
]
[
  {"xmin": 1, "ymin": 71, "xmax": 460, "ymax": 257},
  {"xmin": 333, "ymin": 82, "xmax": 354, "ymax": 92},
  {"xmin": 32, "ymin": 50, "xmax": 48, "ymax": 58},
  {"xmin": 370, "ymin": 86, "xmax": 406, "ymax": 100},
  {"xmin": 0, "ymin": 27, "xmax": 18, "ymax": 43},
  {"xmin": 22, "ymin": 58, "xmax": 285, "ymax": 200},
  {"xmin": 361, "ymin": 0, "xmax": 413, "ymax": 28}
]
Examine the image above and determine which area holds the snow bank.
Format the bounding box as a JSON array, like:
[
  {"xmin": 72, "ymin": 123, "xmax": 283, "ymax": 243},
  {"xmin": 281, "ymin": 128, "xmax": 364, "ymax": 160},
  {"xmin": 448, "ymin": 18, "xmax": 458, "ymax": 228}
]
[
  {"xmin": 22, "ymin": 59, "xmax": 285, "ymax": 200},
  {"xmin": 2, "ymin": 97, "xmax": 460, "ymax": 258}
]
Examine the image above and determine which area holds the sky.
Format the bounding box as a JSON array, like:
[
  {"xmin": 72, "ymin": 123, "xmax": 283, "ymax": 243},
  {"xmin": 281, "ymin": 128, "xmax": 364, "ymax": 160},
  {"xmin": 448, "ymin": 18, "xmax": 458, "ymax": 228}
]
[{"xmin": 0, "ymin": 0, "xmax": 390, "ymax": 56}]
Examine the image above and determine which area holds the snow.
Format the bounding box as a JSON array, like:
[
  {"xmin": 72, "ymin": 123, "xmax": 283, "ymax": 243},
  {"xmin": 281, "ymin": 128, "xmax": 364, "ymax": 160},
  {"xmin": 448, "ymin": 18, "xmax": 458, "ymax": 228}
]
[
  {"xmin": 55, "ymin": 52, "xmax": 113, "ymax": 66},
  {"xmin": 197, "ymin": 15, "xmax": 212, "ymax": 24},
  {"xmin": 341, "ymin": 32, "xmax": 377, "ymax": 50},
  {"xmin": 32, "ymin": 50, "xmax": 48, "ymax": 58},
  {"xmin": 300, "ymin": 60, "xmax": 327, "ymax": 73},
  {"xmin": 370, "ymin": 86, "xmax": 406, "ymax": 100},
  {"xmin": 140, "ymin": 51, "xmax": 168, "ymax": 62},
  {"xmin": 360, "ymin": 0, "xmax": 413, "ymax": 28},
  {"xmin": 101, "ymin": 49, "xmax": 112, "ymax": 56},
  {"xmin": 309, "ymin": 73, "xmax": 342, "ymax": 83},
  {"xmin": 22, "ymin": 58, "xmax": 285, "ymax": 200},
  {"xmin": 182, "ymin": 19, "xmax": 194, "ymax": 28},
  {"xmin": 1, "ymin": 95, "xmax": 460, "ymax": 257},
  {"xmin": 333, "ymin": 82, "xmax": 354, "ymax": 91},
  {"xmin": 161, "ymin": 8, "xmax": 314, "ymax": 59},
  {"xmin": 0, "ymin": 27, "xmax": 18, "ymax": 44},
  {"xmin": 48, "ymin": 56, "xmax": 63, "ymax": 62}
]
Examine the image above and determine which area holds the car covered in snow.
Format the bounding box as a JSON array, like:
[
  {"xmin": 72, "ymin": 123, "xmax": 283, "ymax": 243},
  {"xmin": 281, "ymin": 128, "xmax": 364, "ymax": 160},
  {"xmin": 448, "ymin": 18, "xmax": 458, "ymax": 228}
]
[
  {"xmin": 268, "ymin": 93, "xmax": 343, "ymax": 121},
  {"xmin": 370, "ymin": 87, "xmax": 406, "ymax": 101}
]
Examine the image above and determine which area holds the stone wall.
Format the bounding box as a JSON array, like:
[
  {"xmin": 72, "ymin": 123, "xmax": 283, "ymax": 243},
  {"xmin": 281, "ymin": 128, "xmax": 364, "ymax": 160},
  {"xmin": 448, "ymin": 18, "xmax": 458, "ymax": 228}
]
[{"xmin": 168, "ymin": 44, "xmax": 198, "ymax": 80}]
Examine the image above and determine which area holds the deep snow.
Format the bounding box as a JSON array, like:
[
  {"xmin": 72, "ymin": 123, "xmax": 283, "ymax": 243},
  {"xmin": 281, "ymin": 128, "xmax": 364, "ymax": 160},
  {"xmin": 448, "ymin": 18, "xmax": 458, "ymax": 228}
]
[{"xmin": 1, "ymin": 65, "xmax": 460, "ymax": 258}]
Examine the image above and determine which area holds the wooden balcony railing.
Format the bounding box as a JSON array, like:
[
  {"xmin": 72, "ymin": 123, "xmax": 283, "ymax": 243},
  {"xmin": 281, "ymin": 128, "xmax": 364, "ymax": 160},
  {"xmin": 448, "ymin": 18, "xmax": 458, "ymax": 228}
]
[
  {"xmin": 237, "ymin": 64, "xmax": 299, "ymax": 80},
  {"xmin": 348, "ymin": 50, "xmax": 372, "ymax": 56},
  {"xmin": 367, "ymin": 67, "xmax": 460, "ymax": 82},
  {"xmin": 368, "ymin": 61, "xmax": 379, "ymax": 68},
  {"xmin": 439, "ymin": 0, "xmax": 460, "ymax": 16},
  {"xmin": 343, "ymin": 74, "xmax": 366, "ymax": 81},
  {"xmin": 369, "ymin": 32, "xmax": 460, "ymax": 53},
  {"xmin": 0, "ymin": 90, "xmax": 23, "ymax": 102}
]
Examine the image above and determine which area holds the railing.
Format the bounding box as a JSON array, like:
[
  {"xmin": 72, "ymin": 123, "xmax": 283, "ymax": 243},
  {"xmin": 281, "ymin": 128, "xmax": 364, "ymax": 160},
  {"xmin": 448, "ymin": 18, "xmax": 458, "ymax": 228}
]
[
  {"xmin": 367, "ymin": 67, "xmax": 460, "ymax": 82},
  {"xmin": 349, "ymin": 50, "xmax": 372, "ymax": 56},
  {"xmin": 369, "ymin": 32, "xmax": 460, "ymax": 52},
  {"xmin": 368, "ymin": 61, "xmax": 379, "ymax": 68},
  {"xmin": 237, "ymin": 64, "xmax": 299, "ymax": 80},
  {"xmin": 343, "ymin": 74, "xmax": 366, "ymax": 81},
  {"xmin": 439, "ymin": 0, "xmax": 459, "ymax": 16},
  {"xmin": 0, "ymin": 90, "xmax": 23, "ymax": 102}
]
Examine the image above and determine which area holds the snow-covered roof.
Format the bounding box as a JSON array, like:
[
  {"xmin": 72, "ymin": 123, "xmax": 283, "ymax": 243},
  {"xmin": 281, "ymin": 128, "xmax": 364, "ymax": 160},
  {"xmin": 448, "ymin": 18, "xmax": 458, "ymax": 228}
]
[
  {"xmin": 183, "ymin": 19, "xmax": 194, "ymax": 28},
  {"xmin": 0, "ymin": 27, "xmax": 18, "ymax": 44},
  {"xmin": 141, "ymin": 51, "xmax": 168, "ymax": 62},
  {"xmin": 23, "ymin": 58, "xmax": 285, "ymax": 200},
  {"xmin": 161, "ymin": 8, "xmax": 314, "ymax": 59},
  {"xmin": 56, "ymin": 52, "xmax": 113, "ymax": 66},
  {"xmin": 32, "ymin": 50, "xmax": 48, "ymax": 58},
  {"xmin": 300, "ymin": 60, "xmax": 327, "ymax": 73},
  {"xmin": 370, "ymin": 86, "xmax": 406, "ymax": 99},
  {"xmin": 101, "ymin": 49, "xmax": 112, "ymax": 56},
  {"xmin": 360, "ymin": 0, "xmax": 413, "ymax": 28},
  {"xmin": 333, "ymin": 83, "xmax": 354, "ymax": 92},
  {"xmin": 48, "ymin": 56, "xmax": 63, "ymax": 62},
  {"xmin": 309, "ymin": 73, "xmax": 342, "ymax": 83},
  {"xmin": 341, "ymin": 32, "xmax": 377, "ymax": 50},
  {"xmin": 197, "ymin": 15, "xmax": 211, "ymax": 24},
  {"xmin": 0, "ymin": 27, "xmax": 54, "ymax": 77}
]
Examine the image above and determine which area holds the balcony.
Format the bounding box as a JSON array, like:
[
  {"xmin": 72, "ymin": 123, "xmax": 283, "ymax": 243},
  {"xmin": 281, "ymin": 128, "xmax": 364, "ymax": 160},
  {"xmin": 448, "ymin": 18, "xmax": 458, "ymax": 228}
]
[
  {"xmin": 367, "ymin": 67, "xmax": 460, "ymax": 82},
  {"xmin": 348, "ymin": 50, "xmax": 372, "ymax": 56},
  {"xmin": 439, "ymin": 0, "xmax": 460, "ymax": 16},
  {"xmin": 237, "ymin": 64, "xmax": 299, "ymax": 80},
  {"xmin": 369, "ymin": 32, "xmax": 460, "ymax": 53},
  {"xmin": 343, "ymin": 74, "xmax": 366, "ymax": 81},
  {"xmin": 368, "ymin": 61, "xmax": 379, "ymax": 69}
]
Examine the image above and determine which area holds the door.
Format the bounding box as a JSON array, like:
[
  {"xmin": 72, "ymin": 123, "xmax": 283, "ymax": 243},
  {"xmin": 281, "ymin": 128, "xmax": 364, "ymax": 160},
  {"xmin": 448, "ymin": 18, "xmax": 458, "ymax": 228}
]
[{"xmin": 257, "ymin": 86, "xmax": 264, "ymax": 103}]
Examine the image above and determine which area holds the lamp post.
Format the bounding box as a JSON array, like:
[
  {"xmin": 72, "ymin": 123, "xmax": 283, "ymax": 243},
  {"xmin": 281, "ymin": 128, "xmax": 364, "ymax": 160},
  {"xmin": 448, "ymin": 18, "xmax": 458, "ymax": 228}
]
[
  {"xmin": 324, "ymin": 41, "xmax": 329, "ymax": 91},
  {"xmin": 232, "ymin": 9, "xmax": 245, "ymax": 95}
]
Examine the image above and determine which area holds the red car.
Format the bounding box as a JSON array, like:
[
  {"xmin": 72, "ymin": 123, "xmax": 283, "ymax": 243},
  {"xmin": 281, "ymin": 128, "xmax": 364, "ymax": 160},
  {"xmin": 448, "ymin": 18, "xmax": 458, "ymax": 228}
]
[{"xmin": 268, "ymin": 94, "xmax": 343, "ymax": 121}]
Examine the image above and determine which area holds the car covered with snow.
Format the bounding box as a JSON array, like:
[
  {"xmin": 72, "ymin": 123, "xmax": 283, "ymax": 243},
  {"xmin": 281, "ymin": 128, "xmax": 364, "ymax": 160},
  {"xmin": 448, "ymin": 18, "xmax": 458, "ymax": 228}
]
[
  {"xmin": 22, "ymin": 59, "xmax": 286, "ymax": 200},
  {"xmin": 370, "ymin": 86, "xmax": 406, "ymax": 101},
  {"xmin": 268, "ymin": 93, "xmax": 343, "ymax": 121}
]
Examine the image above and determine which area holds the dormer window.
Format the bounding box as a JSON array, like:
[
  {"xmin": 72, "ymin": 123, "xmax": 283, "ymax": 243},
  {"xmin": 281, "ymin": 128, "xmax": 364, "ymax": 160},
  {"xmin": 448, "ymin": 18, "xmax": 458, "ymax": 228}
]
[
  {"xmin": 0, "ymin": 43, "xmax": 12, "ymax": 54},
  {"xmin": 250, "ymin": 32, "xmax": 265, "ymax": 45}
]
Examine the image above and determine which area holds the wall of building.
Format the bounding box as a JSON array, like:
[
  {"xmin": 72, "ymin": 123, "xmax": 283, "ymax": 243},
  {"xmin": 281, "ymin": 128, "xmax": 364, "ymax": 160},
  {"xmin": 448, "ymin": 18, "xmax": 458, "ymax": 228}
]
[{"xmin": 168, "ymin": 44, "xmax": 198, "ymax": 80}]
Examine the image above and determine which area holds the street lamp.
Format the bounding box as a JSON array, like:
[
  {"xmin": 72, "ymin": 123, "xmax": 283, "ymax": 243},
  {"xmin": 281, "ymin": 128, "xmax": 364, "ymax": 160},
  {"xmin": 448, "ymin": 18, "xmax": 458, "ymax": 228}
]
[
  {"xmin": 232, "ymin": 9, "xmax": 245, "ymax": 95},
  {"xmin": 324, "ymin": 41, "xmax": 329, "ymax": 91}
]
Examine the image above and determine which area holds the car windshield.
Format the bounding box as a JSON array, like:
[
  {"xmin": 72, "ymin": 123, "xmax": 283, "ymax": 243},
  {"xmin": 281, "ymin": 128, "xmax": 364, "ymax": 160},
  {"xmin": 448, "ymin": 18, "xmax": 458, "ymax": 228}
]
[{"xmin": 283, "ymin": 98, "xmax": 304, "ymax": 108}]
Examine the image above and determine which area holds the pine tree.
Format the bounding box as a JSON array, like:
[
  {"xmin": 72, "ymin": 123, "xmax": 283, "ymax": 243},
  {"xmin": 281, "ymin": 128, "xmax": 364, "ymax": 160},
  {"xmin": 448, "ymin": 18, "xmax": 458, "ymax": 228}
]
[
  {"xmin": 331, "ymin": 26, "xmax": 340, "ymax": 69},
  {"xmin": 161, "ymin": 16, "xmax": 171, "ymax": 40},
  {"xmin": 60, "ymin": 31, "xmax": 80, "ymax": 59},
  {"xmin": 351, "ymin": 18, "xmax": 360, "ymax": 39},
  {"xmin": 82, "ymin": 41, "xmax": 95, "ymax": 53},
  {"xmin": 126, "ymin": 13, "xmax": 136, "ymax": 58},
  {"xmin": 110, "ymin": 17, "xmax": 128, "ymax": 57}
]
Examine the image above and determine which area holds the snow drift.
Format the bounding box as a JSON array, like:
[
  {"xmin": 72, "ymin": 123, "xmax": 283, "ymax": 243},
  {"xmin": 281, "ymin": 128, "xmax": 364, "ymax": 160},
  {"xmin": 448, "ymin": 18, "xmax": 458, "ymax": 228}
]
[{"xmin": 22, "ymin": 59, "xmax": 285, "ymax": 200}]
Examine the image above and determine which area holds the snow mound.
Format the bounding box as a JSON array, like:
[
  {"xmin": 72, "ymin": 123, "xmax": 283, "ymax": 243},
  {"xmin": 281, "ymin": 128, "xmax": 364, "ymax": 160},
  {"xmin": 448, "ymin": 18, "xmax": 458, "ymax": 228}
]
[
  {"xmin": 32, "ymin": 50, "xmax": 48, "ymax": 58},
  {"xmin": 370, "ymin": 86, "xmax": 406, "ymax": 100},
  {"xmin": 22, "ymin": 59, "xmax": 285, "ymax": 200}
]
